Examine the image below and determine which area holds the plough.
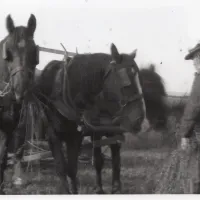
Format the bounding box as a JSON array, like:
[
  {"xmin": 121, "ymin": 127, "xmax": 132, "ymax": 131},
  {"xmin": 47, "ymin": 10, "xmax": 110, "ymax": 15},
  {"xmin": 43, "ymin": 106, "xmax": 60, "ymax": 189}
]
[{"xmin": 7, "ymin": 139, "xmax": 113, "ymax": 165}]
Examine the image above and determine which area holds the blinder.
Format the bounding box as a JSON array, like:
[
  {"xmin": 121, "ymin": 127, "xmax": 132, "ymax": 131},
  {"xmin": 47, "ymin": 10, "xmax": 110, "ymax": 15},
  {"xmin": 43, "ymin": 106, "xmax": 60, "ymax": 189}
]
[
  {"xmin": 109, "ymin": 61, "xmax": 132, "ymax": 87},
  {"xmin": 117, "ymin": 68, "xmax": 131, "ymax": 87},
  {"xmin": 2, "ymin": 41, "xmax": 40, "ymax": 65},
  {"xmin": 101, "ymin": 60, "xmax": 143, "ymax": 114},
  {"xmin": 35, "ymin": 45, "xmax": 40, "ymax": 65},
  {"xmin": 2, "ymin": 41, "xmax": 8, "ymax": 60}
]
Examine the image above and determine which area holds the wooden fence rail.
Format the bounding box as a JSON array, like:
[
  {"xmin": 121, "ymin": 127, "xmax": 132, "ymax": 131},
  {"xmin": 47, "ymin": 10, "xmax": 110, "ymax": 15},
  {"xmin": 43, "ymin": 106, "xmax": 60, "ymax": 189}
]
[{"xmin": 39, "ymin": 46, "xmax": 77, "ymax": 57}]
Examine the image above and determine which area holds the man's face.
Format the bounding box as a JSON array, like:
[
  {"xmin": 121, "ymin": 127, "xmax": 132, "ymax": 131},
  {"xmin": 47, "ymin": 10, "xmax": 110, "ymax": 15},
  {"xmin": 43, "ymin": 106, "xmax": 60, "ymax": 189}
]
[{"xmin": 193, "ymin": 52, "xmax": 200, "ymax": 72}]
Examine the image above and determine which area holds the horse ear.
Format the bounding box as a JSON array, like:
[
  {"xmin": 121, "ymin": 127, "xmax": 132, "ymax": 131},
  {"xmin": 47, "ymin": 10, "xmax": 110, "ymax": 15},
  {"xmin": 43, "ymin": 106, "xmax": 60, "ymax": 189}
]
[
  {"xmin": 130, "ymin": 49, "xmax": 137, "ymax": 59},
  {"xmin": 110, "ymin": 43, "xmax": 120, "ymax": 63},
  {"xmin": 27, "ymin": 14, "xmax": 36, "ymax": 37},
  {"xmin": 6, "ymin": 15, "xmax": 15, "ymax": 34}
]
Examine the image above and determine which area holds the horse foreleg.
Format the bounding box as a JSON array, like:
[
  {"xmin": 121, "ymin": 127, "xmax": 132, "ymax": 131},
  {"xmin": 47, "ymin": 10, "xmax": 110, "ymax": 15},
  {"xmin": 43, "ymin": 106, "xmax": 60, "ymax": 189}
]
[
  {"xmin": 65, "ymin": 133, "xmax": 82, "ymax": 194},
  {"xmin": 110, "ymin": 143, "xmax": 121, "ymax": 194},
  {"xmin": 92, "ymin": 136, "xmax": 105, "ymax": 194},
  {"xmin": 12, "ymin": 127, "xmax": 26, "ymax": 187},
  {"xmin": 48, "ymin": 127, "xmax": 69, "ymax": 194},
  {"xmin": 0, "ymin": 130, "xmax": 8, "ymax": 194}
]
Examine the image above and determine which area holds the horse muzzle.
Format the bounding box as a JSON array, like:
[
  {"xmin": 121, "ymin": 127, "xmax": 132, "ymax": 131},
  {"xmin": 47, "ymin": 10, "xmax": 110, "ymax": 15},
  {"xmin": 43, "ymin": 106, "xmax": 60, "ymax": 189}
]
[{"xmin": 14, "ymin": 90, "xmax": 28, "ymax": 104}]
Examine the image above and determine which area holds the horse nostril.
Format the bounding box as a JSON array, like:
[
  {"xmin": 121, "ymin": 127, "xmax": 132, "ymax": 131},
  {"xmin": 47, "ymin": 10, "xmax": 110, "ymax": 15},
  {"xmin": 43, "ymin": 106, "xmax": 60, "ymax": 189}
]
[
  {"xmin": 120, "ymin": 100, "xmax": 126, "ymax": 107},
  {"xmin": 15, "ymin": 95, "xmax": 22, "ymax": 103},
  {"xmin": 23, "ymin": 90, "xmax": 28, "ymax": 96},
  {"xmin": 15, "ymin": 91, "xmax": 26, "ymax": 103}
]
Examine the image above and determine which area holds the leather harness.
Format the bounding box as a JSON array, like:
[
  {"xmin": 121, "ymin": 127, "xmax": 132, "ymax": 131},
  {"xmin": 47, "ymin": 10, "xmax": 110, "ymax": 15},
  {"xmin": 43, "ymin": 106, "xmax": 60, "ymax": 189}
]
[{"xmin": 51, "ymin": 58, "xmax": 144, "ymax": 132}]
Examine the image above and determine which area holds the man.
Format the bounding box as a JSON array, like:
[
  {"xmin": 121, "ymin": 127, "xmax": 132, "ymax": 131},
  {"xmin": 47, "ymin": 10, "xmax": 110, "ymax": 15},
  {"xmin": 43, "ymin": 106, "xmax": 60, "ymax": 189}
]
[
  {"xmin": 177, "ymin": 42, "xmax": 200, "ymax": 194},
  {"xmin": 180, "ymin": 43, "xmax": 200, "ymax": 151}
]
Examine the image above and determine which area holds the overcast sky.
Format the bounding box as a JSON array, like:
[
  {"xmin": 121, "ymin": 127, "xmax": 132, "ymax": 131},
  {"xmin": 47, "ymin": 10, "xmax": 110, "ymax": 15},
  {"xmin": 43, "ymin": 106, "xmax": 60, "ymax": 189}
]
[{"xmin": 0, "ymin": 0, "xmax": 199, "ymax": 95}]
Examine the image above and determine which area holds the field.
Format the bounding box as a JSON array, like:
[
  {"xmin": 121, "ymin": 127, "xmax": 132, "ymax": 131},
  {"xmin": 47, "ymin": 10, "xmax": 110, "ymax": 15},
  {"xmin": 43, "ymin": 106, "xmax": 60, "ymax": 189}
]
[
  {"xmin": 3, "ymin": 96, "xmax": 188, "ymax": 194},
  {"xmin": 3, "ymin": 129, "xmax": 177, "ymax": 194},
  {"xmin": 3, "ymin": 147, "xmax": 170, "ymax": 194}
]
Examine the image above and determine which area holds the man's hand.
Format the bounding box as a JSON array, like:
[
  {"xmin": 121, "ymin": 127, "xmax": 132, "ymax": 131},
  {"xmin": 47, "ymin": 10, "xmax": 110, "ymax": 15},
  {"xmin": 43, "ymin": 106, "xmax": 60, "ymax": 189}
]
[{"xmin": 181, "ymin": 137, "xmax": 191, "ymax": 151}]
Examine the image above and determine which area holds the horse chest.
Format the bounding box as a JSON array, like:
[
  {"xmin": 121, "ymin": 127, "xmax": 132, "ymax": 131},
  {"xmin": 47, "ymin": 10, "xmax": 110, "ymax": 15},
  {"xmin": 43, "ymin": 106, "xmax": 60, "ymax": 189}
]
[{"xmin": 0, "ymin": 104, "xmax": 18, "ymax": 125}]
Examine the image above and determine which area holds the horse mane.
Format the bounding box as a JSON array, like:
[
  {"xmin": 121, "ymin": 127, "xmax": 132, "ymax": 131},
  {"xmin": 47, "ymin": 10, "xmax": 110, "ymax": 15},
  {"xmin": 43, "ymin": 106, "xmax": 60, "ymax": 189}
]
[
  {"xmin": 66, "ymin": 53, "xmax": 111, "ymax": 99},
  {"xmin": 37, "ymin": 60, "xmax": 64, "ymax": 96},
  {"xmin": 10, "ymin": 26, "xmax": 29, "ymax": 45}
]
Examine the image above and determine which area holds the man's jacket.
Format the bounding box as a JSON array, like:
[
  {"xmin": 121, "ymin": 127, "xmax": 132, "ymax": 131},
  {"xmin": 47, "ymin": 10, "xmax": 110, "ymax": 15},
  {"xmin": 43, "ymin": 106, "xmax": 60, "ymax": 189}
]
[{"xmin": 178, "ymin": 72, "xmax": 200, "ymax": 138}]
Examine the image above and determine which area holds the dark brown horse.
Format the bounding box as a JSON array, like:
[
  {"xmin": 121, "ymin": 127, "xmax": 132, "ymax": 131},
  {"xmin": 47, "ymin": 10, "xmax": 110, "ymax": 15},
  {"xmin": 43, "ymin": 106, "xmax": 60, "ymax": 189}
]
[
  {"xmin": 25, "ymin": 44, "xmax": 169, "ymax": 194},
  {"xmin": 11, "ymin": 60, "xmax": 168, "ymax": 195},
  {"xmin": 29, "ymin": 44, "xmax": 148, "ymax": 194},
  {"xmin": 0, "ymin": 14, "xmax": 39, "ymax": 194}
]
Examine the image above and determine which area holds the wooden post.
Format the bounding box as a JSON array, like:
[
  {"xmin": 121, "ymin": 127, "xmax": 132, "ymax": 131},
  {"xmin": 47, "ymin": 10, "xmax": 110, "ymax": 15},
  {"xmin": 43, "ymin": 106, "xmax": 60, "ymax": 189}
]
[{"xmin": 38, "ymin": 46, "xmax": 77, "ymax": 57}]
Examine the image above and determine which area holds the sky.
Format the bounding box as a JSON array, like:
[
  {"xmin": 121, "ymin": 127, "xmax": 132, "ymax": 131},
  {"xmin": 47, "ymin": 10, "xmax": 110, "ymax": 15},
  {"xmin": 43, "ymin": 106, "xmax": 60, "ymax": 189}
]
[{"xmin": 0, "ymin": 0, "xmax": 199, "ymax": 95}]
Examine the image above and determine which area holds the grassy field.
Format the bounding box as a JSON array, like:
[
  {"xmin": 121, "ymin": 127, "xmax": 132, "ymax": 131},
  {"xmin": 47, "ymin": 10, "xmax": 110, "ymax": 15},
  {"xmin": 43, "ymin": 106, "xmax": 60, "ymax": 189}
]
[
  {"xmin": 3, "ymin": 130, "xmax": 176, "ymax": 194},
  {"xmin": 4, "ymin": 147, "xmax": 171, "ymax": 194},
  {"xmin": 3, "ymin": 101, "xmax": 186, "ymax": 194}
]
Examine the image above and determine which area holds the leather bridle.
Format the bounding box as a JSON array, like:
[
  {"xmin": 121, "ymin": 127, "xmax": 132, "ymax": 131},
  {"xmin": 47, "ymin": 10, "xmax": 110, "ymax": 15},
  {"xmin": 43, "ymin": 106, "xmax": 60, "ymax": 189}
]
[
  {"xmin": 65, "ymin": 58, "xmax": 143, "ymax": 120},
  {"xmin": 0, "ymin": 66, "xmax": 33, "ymax": 98}
]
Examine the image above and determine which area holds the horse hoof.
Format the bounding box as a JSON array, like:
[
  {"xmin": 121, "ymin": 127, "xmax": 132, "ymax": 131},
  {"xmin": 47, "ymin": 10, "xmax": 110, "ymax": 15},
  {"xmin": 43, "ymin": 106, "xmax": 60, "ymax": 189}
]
[
  {"xmin": 12, "ymin": 177, "xmax": 23, "ymax": 186},
  {"xmin": 56, "ymin": 186, "xmax": 70, "ymax": 194},
  {"xmin": 94, "ymin": 187, "xmax": 105, "ymax": 194},
  {"xmin": 112, "ymin": 183, "xmax": 121, "ymax": 194},
  {"xmin": 57, "ymin": 189, "xmax": 70, "ymax": 194},
  {"xmin": 0, "ymin": 190, "xmax": 5, "ymax": 195},
  {"xmin": 112, "ymin": 189, "xmax": 121, "ymax": 194}
]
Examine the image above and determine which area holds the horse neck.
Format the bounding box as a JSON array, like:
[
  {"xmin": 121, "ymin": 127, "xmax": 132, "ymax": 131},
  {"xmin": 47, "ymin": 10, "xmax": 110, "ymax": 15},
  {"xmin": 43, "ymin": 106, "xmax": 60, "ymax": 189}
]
[
  {"xmin": 62, "ymin": 62, "xmax": 77, "ymax": 110},
  {"xmin": 66, "ymin": 58, "xmax": 106, "ymax": 109}
]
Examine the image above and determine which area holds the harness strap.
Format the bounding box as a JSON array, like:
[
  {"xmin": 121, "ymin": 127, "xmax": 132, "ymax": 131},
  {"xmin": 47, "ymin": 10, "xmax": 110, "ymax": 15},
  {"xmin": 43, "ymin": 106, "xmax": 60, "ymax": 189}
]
[
  {"xmin": 10, "ymin": 67, "xmax": 24, "ymax": 77},
  {"xmin": 99, "ymin": 91, "xmax": 143, "ymax": 108},
  {"xmin": 52, "ymin": 58, "xmax": 81, "ymax": 121}
]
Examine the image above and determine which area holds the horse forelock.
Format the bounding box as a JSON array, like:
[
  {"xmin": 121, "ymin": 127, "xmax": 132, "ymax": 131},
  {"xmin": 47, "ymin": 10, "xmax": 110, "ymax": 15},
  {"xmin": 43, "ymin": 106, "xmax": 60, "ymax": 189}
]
[{"xmin": 9, "ymin": 26, "xmax": 29, "ymax": 45}]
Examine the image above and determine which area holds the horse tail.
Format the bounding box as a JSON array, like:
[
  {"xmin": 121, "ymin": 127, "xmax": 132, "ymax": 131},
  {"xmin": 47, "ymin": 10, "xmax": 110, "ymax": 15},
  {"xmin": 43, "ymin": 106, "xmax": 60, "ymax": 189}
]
[{"xmin": 140, "ymin": 64, "xmax": 169, "ymax": 130}]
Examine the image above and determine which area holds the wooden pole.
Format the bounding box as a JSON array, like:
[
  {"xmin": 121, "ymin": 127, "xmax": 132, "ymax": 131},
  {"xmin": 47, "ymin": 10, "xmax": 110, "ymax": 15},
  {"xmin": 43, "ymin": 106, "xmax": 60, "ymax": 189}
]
[{"xmin": 38, "ymin": 46, "xmax": 77, "ymax": 57}]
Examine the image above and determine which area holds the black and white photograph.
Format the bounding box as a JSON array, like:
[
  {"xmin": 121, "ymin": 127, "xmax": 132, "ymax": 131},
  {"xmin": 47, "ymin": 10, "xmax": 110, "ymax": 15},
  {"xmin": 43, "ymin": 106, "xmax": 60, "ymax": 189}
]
[{"xmin": 0, "ymin": 0, "xmax": 199, "ymax": 196}]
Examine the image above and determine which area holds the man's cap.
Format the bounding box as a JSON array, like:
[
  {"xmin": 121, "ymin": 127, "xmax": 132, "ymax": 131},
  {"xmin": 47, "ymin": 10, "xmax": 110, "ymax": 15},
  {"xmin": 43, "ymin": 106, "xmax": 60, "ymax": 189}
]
[{"xmin": 185, "ymin": 43, "xmax": 200, "ymax": 60}]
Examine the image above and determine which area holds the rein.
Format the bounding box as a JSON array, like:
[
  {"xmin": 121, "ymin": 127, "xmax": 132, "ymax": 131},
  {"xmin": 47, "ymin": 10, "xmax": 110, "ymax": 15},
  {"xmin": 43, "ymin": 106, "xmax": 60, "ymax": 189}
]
[
  {"xmin": 0, "ymin": 81, "xmax": 11, "ymax": 97},
  {"xmin": 0, "ymin": 66, "xmax": 33, "ymax": 98},
  {"xmin": 59, "ymin": 57, "xmax": 81, "ymax": 121}
]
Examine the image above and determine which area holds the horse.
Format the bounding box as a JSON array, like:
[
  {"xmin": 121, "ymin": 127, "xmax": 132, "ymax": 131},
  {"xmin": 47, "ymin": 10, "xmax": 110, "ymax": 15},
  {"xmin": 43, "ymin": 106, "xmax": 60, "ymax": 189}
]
[
  {"xmin": 24, "ymin": 44, "xmax": 148, "ymax": 194},
  {"xmin": 24, "ymin": 43, "xmax": 170, "ymax": 194},
  {"xmin": 10, "ymin": 59, "xmax": 168, "ymax": 194},
  {"xmin": 0, "ymin": 14, "xmax": 39, "ymax": 194}
]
